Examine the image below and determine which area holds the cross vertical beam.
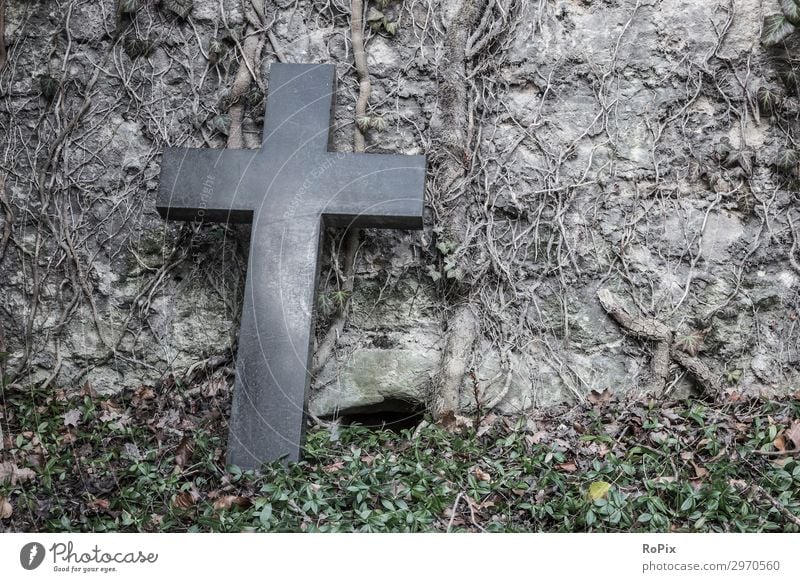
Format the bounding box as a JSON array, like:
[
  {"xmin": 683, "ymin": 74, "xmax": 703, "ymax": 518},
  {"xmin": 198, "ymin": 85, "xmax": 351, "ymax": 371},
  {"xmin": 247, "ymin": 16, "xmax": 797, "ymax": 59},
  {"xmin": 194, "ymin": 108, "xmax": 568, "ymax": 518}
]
[{"xmin": 156, "ymin": 63, "xmax": 426, "ymax": 469}]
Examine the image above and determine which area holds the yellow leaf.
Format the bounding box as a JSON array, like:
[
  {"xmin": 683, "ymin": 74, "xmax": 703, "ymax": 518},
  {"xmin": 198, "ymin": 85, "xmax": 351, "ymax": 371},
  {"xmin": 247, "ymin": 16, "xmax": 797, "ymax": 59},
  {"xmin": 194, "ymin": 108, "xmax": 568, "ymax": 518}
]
[{"xmin": 588, "ymin": 481, "xmax": 611, "ymax": 501}]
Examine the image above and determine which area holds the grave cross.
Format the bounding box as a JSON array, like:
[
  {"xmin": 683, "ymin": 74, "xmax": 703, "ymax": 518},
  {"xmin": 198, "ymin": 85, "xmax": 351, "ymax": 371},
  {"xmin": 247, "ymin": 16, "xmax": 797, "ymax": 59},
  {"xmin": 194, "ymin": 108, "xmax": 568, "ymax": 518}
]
[{"xmin": 157, "ymin": 63, "xmax": 426, "ymax": 469}]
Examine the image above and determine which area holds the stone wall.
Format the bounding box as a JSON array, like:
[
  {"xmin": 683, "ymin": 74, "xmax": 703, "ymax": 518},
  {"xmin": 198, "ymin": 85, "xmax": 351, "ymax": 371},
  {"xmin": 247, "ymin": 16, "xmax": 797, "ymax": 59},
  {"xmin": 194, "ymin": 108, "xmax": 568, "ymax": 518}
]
[{"xmin": 1, "ymin": 0, "xmax": 798, "ymax": 418}]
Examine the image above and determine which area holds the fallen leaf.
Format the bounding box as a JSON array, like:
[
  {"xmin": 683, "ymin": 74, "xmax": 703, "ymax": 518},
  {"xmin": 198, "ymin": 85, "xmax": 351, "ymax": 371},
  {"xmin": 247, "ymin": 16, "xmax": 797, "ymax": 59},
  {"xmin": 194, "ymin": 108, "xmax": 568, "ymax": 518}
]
[
  {"xmin": 123, "ymin": 442, "xmax": 142, "ymax": 461},
  {"xmin": 473, "ymin": 498, "xmax": 495, "ymax": 510},
  {"xmin": 63, "ymin": 408, "xmax": 81, "ymax": 428},
  {"xmin": 473, "ymin": 467, "xmax": 491, "ymax": 482},
  {"xmin": 525, "ymin": 431, "xmax": 547, "ymax": 446},
  {"xmin": 588, "ymin": 481, "xmax": 611, "ymax": 501},
  {"xmin": 174, "ymin": 435, "xmax": 195, "ymax": 468},
  {"xmin": 650, "ymin": 431, "xmax": 668, "ymax": 445},
  {"xmin": 773, "ymin": 433, "xmax": 787, "ymax": 452},
  {"xmin": 785, "ymin": 420, "xmax": 800, "ymax": 450},
  {"xmin": 654, "ymin": 475, "xmax": 677, "ymax": 484},
  {"xmin": 692, "ymin": 461, "xmax": 709, "ymax": 480},
  {"xmin": 213, "ymin": 496, "xmax": 251, "ymax": 512},
  {"xmin": 81, "ymin": 383, "xmax": 98, "ymax": 399},
  {"xmin": 27, "ymin": 452, "xmax": 45, "ymax": 469},
  {"xmin": 172, "ymin": 491, "xmax": 196, "ymax": 510},
  {"xmin": 476, "ymin": 414, "xmax": 498, "ymax": 437},
  {"xmin": 0, "ymin": 462, "xmax": 35, "ymax": 485},
  {"xmin": 588, "ymin": 388, "xmax": 612, "ymax": 405},
  {"xmin": 87, "ymin": 499, "xmax": 110, "ymax": 511},
  {"xmin": 0, "ymin": 496, "xmax": 12, "ymax": 519},
  {"xmin": 437, "ymin": 411, "xmax": 473, "ymax": 433},
  {"xmin": 133, "ymin": 386, "xmax": 156, "ymax": 406},
  {"xmin": 556, "ymin": 462, "xmax": 577, "ymax": 472},
  {"xmin": 322, "ymin": 460, "xmax": 344, "ymax": 473},
  {"xmin": 202, "ymin": 378, "xmax": 227, "ymax": 398},
  {"xmin": 99, "ymin": 400, "xmax": 122, "ymax": 422}
]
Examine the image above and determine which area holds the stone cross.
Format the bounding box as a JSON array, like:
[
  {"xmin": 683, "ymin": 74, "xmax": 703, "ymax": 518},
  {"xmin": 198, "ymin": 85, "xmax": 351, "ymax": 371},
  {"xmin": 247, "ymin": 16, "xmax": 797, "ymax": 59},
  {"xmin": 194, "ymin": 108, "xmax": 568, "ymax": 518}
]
[{"xmin": 157, "ymin": 63, "xmax": 426, "ymax": 469}]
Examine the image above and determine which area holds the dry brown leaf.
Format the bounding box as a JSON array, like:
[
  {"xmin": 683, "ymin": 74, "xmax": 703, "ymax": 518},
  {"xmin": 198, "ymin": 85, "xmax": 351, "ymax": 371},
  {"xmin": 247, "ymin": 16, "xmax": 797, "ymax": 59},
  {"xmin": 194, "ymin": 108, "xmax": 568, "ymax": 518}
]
[
  {"xmin": 588, "ymin": 388, "xmax": 612, "ymax": 405},
  {"xmin": 556, "ymin": 462, "xmax": 577, "ymax": 473},
  {"xmin": 213, "ymin": 495, "xmax": 251, "ymax": 512},
  {"xmin": 773, "ymin": 433, "xmax": 787, "ymax": 452},
  {"xmin": 322, "ymin": 460, "xmax": 344, "ymax": 473},
  {"xmin": 785, "ymin": 420, "xmax": 800, "ymax": 450},
  {"xmin": 525, "ymin": 431, "xmax": 547, "ymax": 446},
  {"xmin": 172, "ymin": 491, "xmax": 196, "ymax": 510},
  {"xmin": 174, "ymin": 435, "xmax": 195, "ymax": 469},
  {"xmin": 133, "ymin": 386, "xmax": 156, "ymax": 406},
  {"xmin": 99, "ymin": 400, "xmax": 122, "ymax": 422},
  {"xmin": 437, "ymin": 411, "xmax": 473, "ymax": 434},
  {"xmin": 63, "ymin": 408, "xmax": 81, "ymax": 428},
  {"xmin": 201, "ymin": 378, "xmax": 226, "ymax": 398},
  {"xmin": 0, "ymin": 496, "xmax": 12, "ymax": 519},
  {"xmin": 27, "ymin": 452, "xmax": 45, "ymax": 469},
  {"xmin": 0, "ymin": 462, "xmax": 35, "ymax": 485},
  {"xmin": 81, "ymin": 383, "xmax": 98, "ymax": 399},
  {"xmin": 476, "ymin": 414, "xmax": 498, "ymax": 437},
  {"xmin": 692, "ymin": 461, "xmax": 709, "ymax": 480},
  {"xmin": 473, "ymin": 467, "xmax": 491, "ymax": 482},
  {"xmin": 87, "ymin": 499, "xmax": 110, "ymax": 511}
]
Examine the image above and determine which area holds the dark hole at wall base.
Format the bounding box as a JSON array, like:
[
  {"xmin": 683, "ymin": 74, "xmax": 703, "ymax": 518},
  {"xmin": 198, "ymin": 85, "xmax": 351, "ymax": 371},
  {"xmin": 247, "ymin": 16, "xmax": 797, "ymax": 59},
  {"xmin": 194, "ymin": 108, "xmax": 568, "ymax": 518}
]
[{"xmin": 334, "ymin": 399, "xmax": 426, "ymax": 432}]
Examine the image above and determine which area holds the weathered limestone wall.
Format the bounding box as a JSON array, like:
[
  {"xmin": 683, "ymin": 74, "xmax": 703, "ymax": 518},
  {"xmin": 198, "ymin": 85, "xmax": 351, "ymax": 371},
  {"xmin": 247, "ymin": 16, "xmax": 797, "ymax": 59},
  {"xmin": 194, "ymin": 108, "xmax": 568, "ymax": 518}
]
[{"xmin": 1, "ymin": 0, "xmax": 798, "ymax": 418}]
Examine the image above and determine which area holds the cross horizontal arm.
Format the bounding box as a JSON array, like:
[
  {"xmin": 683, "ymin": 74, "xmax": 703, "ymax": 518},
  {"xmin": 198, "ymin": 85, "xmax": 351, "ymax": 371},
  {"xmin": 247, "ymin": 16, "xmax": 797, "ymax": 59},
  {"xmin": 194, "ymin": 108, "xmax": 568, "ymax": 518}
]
[
  {"xmin": 156, "ymin": 147, "xmax": 260, "ymax": 223},
  {"xmin": 318, "ymin": 152, "xmax": 427, "ymax": 229}
]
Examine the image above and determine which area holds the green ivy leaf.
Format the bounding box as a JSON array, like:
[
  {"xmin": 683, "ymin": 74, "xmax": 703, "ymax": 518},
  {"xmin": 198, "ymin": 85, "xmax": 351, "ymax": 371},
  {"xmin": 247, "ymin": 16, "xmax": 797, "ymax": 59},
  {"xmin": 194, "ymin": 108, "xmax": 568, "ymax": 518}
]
[
  {"xmin": 207, "ymin": 38, "xmax": 226, "ymax": 65},
  {"xmin": 780, "ymin": 65, "xmax": 800, "ymax": 92},
  {"xmin": 356, "ymin": 116, "xmax": 372, "ymax": 132},
  {"xmin": 781, "ymin": 0, "xmax": 800, "ymax": 26},
  {"xmin": 366, "ymin": 7, "xmax": 385, "ymax": 22},
  {"xmin": 384, "ymin": 20, "xmax": 398, "ymax": 36},
  {"xmin": 370, "ymin": 116, "xmax": 388, "ymax": 132},
  {"xmin": 162, "ymin": 0, "xmax": 193, "ymax": 20},
  {"xmin": 39, "ymin": 75, "xmax": 59, "ymax": 101},
  {"xmin": 762, "ymin": 14, "xmax": 796, "ymax": 46},
  {"xmin": 756, "ymin": 86, "xmax": 783, "ymax": 115},
  {"xmin": 120, "ymin": 0, "xmax": 138, "ymax": 14},
  {"xmin": 212, "ymin": 114, "xmax": 230, "ymax": 136},
  {"xmin": 425, "ymin": 264, "xmax": 441, "ymax": 282},
  {"xmin": 774, "ymin": 149, "xmax": 799, "ymax": 173}
]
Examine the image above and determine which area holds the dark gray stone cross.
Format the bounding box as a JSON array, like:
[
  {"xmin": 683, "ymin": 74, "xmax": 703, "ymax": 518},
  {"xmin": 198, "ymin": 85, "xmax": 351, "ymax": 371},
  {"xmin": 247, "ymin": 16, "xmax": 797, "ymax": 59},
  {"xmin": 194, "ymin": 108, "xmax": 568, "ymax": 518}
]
[{"xmin": 156, "ymin": 63, "xmax": 426, "ymax": 469}]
